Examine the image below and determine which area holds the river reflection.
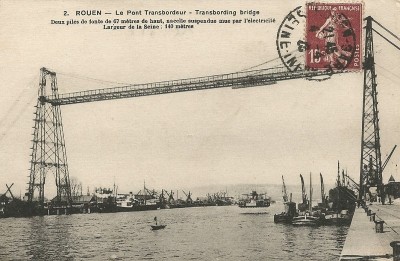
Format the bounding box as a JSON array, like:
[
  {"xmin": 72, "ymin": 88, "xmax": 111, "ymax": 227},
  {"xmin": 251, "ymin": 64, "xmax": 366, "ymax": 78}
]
[{"xmin": 27, "ymin": 216, "xmax": 74, "ymax": 260}]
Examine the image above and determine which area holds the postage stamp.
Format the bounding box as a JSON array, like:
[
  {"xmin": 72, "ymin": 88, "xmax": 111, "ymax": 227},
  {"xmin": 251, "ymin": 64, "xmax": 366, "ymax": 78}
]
[{"xmin": 305, "ymin": 3, "xmax": 362, "ymax": 71}]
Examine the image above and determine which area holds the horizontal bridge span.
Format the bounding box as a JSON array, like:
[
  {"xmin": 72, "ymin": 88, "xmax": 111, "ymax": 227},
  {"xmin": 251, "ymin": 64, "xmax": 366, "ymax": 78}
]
[{"xmin": 46, "ymin": 67, "xmax": 339, "ymax": 106}]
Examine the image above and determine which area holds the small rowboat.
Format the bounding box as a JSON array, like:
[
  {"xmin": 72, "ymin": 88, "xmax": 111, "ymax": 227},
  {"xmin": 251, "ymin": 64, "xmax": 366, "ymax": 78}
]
[
  {"xmin": 151, "ymin": 225, "xmax": 166, "ymax": 230},
  {"xmin": 151, "ymin": 216, "xmax": 166, "ymax": 230}
]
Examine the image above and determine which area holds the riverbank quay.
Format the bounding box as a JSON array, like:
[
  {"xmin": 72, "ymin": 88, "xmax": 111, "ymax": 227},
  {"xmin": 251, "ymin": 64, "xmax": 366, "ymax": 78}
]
[{"xmin": 340, "ymin": 203, "xmax": 400, "ymax": 260}]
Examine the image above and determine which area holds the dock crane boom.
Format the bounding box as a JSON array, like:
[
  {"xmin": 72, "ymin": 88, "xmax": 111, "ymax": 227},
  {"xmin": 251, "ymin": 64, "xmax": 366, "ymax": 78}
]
[
  {"xmin": 2, "ymin": 183, "xmax": 14, "ymax": 200},
  {"xmin": 382, "ymin": 145, "xmax": 397, "ymax": 172},
  {"xmin": 300, "ymin": 174, "xmax": 307, "ymax": 204},
  {"xmin": 282, "ymin": 175, "xmax": 288, "ymax": 203},
  {"xmin": 182, "ymin": 190, "xmax": 193, "ymax": 204},
  {"xmin": 320, "ymin": 173, "xmax": 325, "ymax": 206}
]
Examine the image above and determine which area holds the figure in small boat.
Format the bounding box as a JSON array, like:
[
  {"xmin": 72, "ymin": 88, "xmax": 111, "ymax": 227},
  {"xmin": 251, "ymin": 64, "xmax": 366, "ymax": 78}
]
[{"xmin": 151, "ymin": 216, "xmax": 166, "ymax": 230}]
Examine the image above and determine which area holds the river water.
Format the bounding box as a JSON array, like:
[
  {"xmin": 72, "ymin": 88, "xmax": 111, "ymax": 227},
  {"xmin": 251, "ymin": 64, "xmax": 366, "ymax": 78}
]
[{"xmin": 0, "ymin": 203, "xmax": 348, "ymax": 260}]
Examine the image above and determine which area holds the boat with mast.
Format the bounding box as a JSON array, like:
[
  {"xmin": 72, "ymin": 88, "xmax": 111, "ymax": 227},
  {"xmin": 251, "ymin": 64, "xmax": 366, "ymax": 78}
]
[
  {"xmin": 297, "ymin": 174, "xmax": 308, "ymax": 212},
  {"xmin": 132, "ymin": 181, "xmax": 160, "ymax": 211},
  {"xmin": 323, "ymin": 161, "xmax": 356, "ymax": 224},
  {"xmin": 116, "ymin": 181, "xmax": 160, "ymax": 211},
  {"xmin": 312, "ymin": 173, "xmax": 329, "ymax": 212},
  {"xmin": 291, "ymin": 173, "xmax": 322, "ymax": 226},
  {"xmin": 274, "ymin": 176, "xmax": 297, "ymax": 223}
]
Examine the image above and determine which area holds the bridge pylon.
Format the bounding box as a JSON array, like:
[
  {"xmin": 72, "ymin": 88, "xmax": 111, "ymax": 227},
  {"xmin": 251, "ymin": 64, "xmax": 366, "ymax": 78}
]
[{"xmin": 27, "ymin": 67, "xmax": 72, "ymax": 207}]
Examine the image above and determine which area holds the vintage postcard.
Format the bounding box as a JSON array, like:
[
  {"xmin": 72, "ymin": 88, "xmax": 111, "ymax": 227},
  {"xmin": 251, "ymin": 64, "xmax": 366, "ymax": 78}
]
[{"xmin": 0, "ymin": 0, "xmax": 399, "ymax": 260}]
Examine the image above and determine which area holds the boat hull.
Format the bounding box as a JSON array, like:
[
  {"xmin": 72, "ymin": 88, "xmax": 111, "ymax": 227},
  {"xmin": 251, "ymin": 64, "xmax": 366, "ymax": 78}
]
[
  {"xmin": 116, "ymin": 204, "xmax": 159, "ymax": 212},
  {"xmin": 151, "ymin": 225, "xmax": 166, "ymax": 230},
  {"xmin": 274, "ymin": 213, "xmax": 294, "ymax": 223},
  {"xmin": 239, "ymin": 207, "xmax": 269, "ymax": 214},
  {"xmin": 291, "ymin": 214, "xmax": 321, "ymax": 226},
  {"xmin": 322, "ymin": 212, "xmax": 352, "ymax": 225}
]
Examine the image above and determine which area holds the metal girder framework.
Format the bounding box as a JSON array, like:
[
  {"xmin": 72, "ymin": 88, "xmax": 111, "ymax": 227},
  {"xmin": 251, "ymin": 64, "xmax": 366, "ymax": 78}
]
[
  {"xmin": 27, "ymin": 68, "xmax": 72, "ymax": 207},
  {"xmin": 25, "ymin": 62, "xmax": 341, "ymax": 209},
  {"xmin": 45, "ymin": 67, "xmax": 338, "ymax": 106},
  {"xmin": 28, "ymin": 65, "xmax": 337, "ymax": 207},
  {"xmin": 23, "ymin": 16, "xmax": 400, "ymax": 208},
  {"xmin": 359, "ymin": 16, "xmax": 383, "ymax": 198}
]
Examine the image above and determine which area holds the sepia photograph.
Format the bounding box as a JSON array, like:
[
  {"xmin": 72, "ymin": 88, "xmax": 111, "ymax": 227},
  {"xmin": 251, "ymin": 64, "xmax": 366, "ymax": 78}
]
[{"xmin": 0, "ymin": 0, "xmax": 399, "ymax": 260}]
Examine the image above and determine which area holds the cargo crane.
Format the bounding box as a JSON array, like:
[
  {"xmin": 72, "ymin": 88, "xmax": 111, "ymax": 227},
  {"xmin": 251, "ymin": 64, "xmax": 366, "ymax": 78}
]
[
  {"xmin": 2, "ymin": 183, "xmax": 15, "ymax": 201},
  {"xmin": 281, "ymin": 176, "xmax": 293, "ymax": 203},
  {"xmin": 298, "ymin": 174, "xmax": 308, "ymax": 212},
  {"xmin": 282, "ymin": 175, "xmax": 288, "ymax": 203},
  {"xmin": 182, "ymin": 190, "xmax": 193, "ymax": 204},
  {"xmin": 26, "ymin": 16, "xmax": 399, "ymax": 208},
  {"xmin": 382, "ymin": 145, "xmax": 397, "ymax": 173},
  {"xmin": 344, "ymin": 174, "xmax": 360, "ymax": 193},
  {"xmin": 275, "ymin": 176, "xmax": 296, "ymax": 223},
  {"xmin": 320, "ymin": 173, "xmax": 327, "ymax": 208},
  {"xmin": 164, "ymin": 190, "xmax": 175, "ymax": 204},
  {"xmin": 159, "ymin": 189, "xmax": 167, "ymax": 205}
]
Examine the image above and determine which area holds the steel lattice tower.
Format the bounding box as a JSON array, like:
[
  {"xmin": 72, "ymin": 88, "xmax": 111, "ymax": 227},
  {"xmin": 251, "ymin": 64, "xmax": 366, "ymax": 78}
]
[
  {"xmin": 27, "ymin": 68, "xmax": 72, "ymax": 207},
  {"xmin": 24, "ymin": 64, "xmax": 337, "ymax": 209},
  {"xmin": 359, "ymin": 17, "xmax": 383, "ymax": 198},
  {"xmin": 23, "ymin": 17, "xmax": 392, "ymax": 206}
]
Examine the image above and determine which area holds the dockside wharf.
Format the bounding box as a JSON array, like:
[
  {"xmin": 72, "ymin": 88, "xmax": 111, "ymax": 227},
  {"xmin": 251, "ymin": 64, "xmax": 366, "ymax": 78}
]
[{"xmin": 340, "ymin": 203, "xmax": 400, "ymax": 260}]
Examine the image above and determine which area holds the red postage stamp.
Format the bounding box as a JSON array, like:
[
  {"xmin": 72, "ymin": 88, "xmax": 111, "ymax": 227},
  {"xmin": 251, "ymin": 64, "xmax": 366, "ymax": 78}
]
[{"xmin": 306, "ymin": 3, "xmax": 362, "ymax": 71}]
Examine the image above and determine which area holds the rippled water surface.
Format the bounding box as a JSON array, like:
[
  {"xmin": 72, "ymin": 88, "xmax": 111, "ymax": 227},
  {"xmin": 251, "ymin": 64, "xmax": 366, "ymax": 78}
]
[{"xmin": 0, "ymin": 204, "xmax": 348, "ymax": 260}]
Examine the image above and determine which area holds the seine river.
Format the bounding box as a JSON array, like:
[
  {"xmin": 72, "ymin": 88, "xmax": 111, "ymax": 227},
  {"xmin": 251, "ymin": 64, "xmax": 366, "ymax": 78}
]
[{"xmin": 0, "ymin": 203, "xmax": 348, "ymax": 260}]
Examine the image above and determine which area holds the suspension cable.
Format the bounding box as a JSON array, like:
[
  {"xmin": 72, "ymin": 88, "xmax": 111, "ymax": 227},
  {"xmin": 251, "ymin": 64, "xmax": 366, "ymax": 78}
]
[
  {"xmin": 375, "ymin": 64, "xmax": 400, "ymax": 86},
  {"xmin": 237, "ymin": 50, "xmax": 298, "ymax": 72},
  {"xmin": 54, "ymin": 70, "xmax": 133, "ymax": 86},
  {"xmin": 238, "ymin": 57, "xmax": 281, "ymax": 72},
  {"xmin": 375, "ymin": 63, "xmax": 400, "ymax": 82},
  {"xmin": 0, "ymin": 77, "xmax": 38, "ymax": 143},
  {"xmin": 0, "ymin": 74, "xmax": 37, "ymax": 127},
  {"xmin": 372, "ymin": 28, "xmax": 400, "ymax": 51},
  {"xmin": 373, "ymin": 18, "xmax": 400, "ymax": 42}
]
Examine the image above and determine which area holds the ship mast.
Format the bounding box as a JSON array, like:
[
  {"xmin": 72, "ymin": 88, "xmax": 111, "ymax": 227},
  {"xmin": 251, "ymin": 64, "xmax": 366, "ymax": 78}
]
[
  {"xmin": 337, "ymin": 161, "xmax": 341, "ymax": 186},
  {"xmin": 320, "ymin": 173, "xmax": 325, "ymax": 207},
  {"xmin": 144, "ymin": 180, "xmax": 146, "ymax": 205},
  {"xmin": 309, "ymin": 173, "xmax": 313, "ymax": 212}
]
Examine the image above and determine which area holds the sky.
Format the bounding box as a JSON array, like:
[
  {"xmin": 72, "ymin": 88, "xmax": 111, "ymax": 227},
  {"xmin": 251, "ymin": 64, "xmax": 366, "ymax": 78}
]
[{"xmin": 0, "ymin": 0, "xmax": 399, "ymax": 198}]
